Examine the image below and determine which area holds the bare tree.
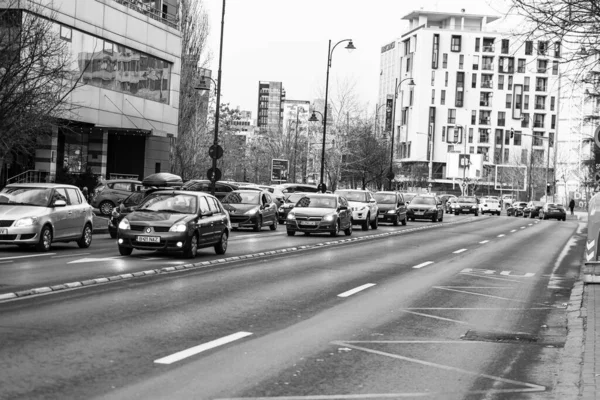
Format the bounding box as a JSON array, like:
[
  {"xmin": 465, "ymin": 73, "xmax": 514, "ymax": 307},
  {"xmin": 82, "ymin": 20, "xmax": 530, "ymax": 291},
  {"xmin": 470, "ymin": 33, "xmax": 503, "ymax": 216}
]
[
  {"xmin": 0, "ymin": 1, "xmax": 85, "ymax": 180},
  {"xmin": 341, "ymin": 120, "xmax": 387, "ymax": 190}
]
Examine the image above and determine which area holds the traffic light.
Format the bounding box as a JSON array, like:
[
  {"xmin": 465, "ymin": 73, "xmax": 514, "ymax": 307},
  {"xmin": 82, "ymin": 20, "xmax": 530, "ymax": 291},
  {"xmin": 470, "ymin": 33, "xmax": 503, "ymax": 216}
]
[
  {"xmin": 510, "ymin": 128, "xmax": 514, "ymax": 139},
  {"xmin": 546, "ymin": 183, "xmax": 551, "ymax": 195}
]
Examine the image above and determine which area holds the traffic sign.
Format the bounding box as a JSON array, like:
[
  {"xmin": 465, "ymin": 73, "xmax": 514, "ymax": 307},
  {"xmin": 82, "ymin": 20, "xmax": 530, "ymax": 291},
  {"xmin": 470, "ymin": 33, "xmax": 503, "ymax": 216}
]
[
  {"xmin": 317, "ymin": 183, "xmax": 327, "ymax": 193},
  {"xmin": 207, "ymin": 167, "xmax": 222, "ymax": 182},
  {"xmin": 595, "ymin": 126, "xmax": 600, "ymax": 149},
  {"xmin": 209, "ymin": 145, "xmax": 224, "ymax": 160}
]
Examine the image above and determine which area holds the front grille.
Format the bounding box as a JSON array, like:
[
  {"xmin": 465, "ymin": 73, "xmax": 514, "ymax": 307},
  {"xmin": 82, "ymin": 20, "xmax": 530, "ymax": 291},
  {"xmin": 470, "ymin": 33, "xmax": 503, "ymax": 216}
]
[
  {"xmin": 20, "ymin": 234, "xmax": 35, "ymax": 240},
  {"xmin": 296, "ymin": 216, "xmax": 322, "ymax": 222},
  {"xmin": 0, "ymin": 235, "xmax": 17, "ymax": 240},
  {"xmin": 130, "ymin": 225, "xmax": 170, "ymax": 233},
  {"xmin": 230, "ymin": 215, "xmax": 251, "ymax": 223},
  {"xmin": 130, "ymin": 225, "xmax": 145, "ymax": 232},
  {"xmin": 0, "ymin": 220, "xmax": 14, "ymax": 227}
]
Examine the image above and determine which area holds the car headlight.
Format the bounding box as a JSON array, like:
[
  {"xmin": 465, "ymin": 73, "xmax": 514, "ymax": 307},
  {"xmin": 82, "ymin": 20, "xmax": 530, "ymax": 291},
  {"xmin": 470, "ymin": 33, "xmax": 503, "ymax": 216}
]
[
  {"xmin": 278, "ymin": 208, "xmax": 284, "ymax": 213},
  {"xmin": 118, "ymin": 218, "xmax": 130, "ymax": 230},
  {"xmin": 245, "ymin": 208, "xmax": 259, "ymax": 216},
  {"xmin": 14, "ymin": 217, "xmax": 38, "ymax": 227},
  {"xmin": 287, "ymin": 212, "xmax": 296, "ymax": 220},
  {"xmin": 169, "ymin": 223, "xmax": 187, "ymax": 232},
  {"xmin": 323, "ymin": 213, "xmax": 336, "ymax": 222},
  {"xmin": 387, "ymin": 210, "xmax": 396, "ymax": 214}
]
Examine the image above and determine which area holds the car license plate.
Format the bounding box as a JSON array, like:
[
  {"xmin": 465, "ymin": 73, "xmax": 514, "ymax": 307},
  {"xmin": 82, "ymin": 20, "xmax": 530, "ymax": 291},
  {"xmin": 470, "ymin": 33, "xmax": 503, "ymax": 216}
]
[
  {"xmin": 301, "ymin": 221, "xmax": 318, "ymax": 226},
  {"xmin": 231, "ymin": 223, "xmax": 239, "ymax": 228},
  {"xmin": 414, "ymin": 211, "xmax": 424, "ymax": 215},
  {"xmin": 462, "ymin": 208, "xmax": 470, "ymax": 212},
  {"xmin": 136, "ymin": 236, "xmax": 160, "ymax": 243},
  {"xmin": 0, "ymin": 229, "xmax": 6, "ymax": 234},
  {"xmin": 378, "ymin": 214, "xmax": 385, "ymax": 219}
]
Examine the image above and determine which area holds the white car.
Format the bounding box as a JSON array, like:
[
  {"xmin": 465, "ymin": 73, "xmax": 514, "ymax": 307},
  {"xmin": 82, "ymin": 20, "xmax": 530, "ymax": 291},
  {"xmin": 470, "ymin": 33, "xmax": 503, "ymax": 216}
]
[
  {"xmin": 480, "ymin": 198, "xmax": 502, "ymax": 215},
  {"xmin": 334, "ymin": 189, "xmax": 379, "ymax": 231}
]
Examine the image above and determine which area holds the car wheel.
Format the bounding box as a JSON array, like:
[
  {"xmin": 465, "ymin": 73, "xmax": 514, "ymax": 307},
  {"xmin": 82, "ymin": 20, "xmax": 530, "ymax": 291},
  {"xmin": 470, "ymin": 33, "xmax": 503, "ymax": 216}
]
[
  {"xmin": 370, "ymin": 214, "xmax": 378, "ymax": 229},
  {"xmin": 454, "ymin": 212, "xmax": 459, "ymax": 216},
  {"xmin": 118, "ymin": 245, "xmax": 133, "ymax": 256},
  {"xmin": 401, "ymin": 216, "xmax": 407, "ymax": 226},
  {"xmin": 287, "ymin": 230, "xmax": 295, "ymax": 236},
  {"xmin": 270, "ymin": 218, "xmax": 277, "ymax": 231},
  {"xmin": 362, "ymin": 215, "xmax": 369, "ymax": 231},
  {"xmin": 35, "ymin": 225, "xmax": 52, "ymax": 252},
  {"xmin": 253, "ymin": 216, "xmax": 262, "ymax": 232},
  {"xmin": 393, "ymin": 215, "xmax": 399, "ymax": 226},
  {"xmin": 214, "ymin": 231, "xmax": 228, "ymax": 255},
  {"xmin": 109, "ymin": 231, "xmax": 117, "ymax": 239},
  {"xmin": 474, "ymin": 212, "xmax": 479, "ymax": 216},
  {"xmin": 432, "ymin": 214, "xmax": 438, "ymax": 222},
  {"xmin": 183, "ymin": 233, "xmax": 198, "ymax": 259},
  {"xmin": 99, "ymin": 200, "xmax": 115, "ymax": 216},
  {"xmin": 344, "ymin": 222, "xmax": 352, "ymax": 236},
  {"xmin": 330, "ymin": 221, "xmax": 340, "ymax": 237},
  {"xmin": 77, "ymin": 223, "xmax": 93, "ymax": 248}
]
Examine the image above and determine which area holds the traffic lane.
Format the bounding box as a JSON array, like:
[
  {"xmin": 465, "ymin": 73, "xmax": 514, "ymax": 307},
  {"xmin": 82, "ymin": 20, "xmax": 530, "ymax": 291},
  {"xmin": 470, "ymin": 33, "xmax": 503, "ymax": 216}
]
[
  {"xmin": 0, "ymin": 215, "xmax": 566, "ymax": 399},
  {"xmin": 0, "ymin": 214, "xmax": 476, "ymax": 293},
  {"xmin": 216, "ymin": 218, "xmax": 581, "ymax": 399}
]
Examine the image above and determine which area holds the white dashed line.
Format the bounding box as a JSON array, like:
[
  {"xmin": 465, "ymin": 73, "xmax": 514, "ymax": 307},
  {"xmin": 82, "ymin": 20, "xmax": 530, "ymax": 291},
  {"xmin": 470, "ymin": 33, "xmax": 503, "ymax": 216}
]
[
  {"xmin": 338, "ymin": 283, "xmax": 376, "ymax": 298},
  {"xmin": 413, "ymin": 261, "xmax": 434, "ymax": 269},
  {"xmin": 520, "ymin": 226, "xmax": 526, "ymax": 229},
  {"xmin": 528, "ymin": 223, "xmax": 533, "ymax": 226},
  {"xmin": 0, "ymin": 253, "xmax": 56, "ymax": 261},
  {"xmin": 510, "ymin": 229, "xmax": 517, "ymax": 233},
  {"xmin": 453, "ymin": 249, "xmax": 467, "ymax": 254},
  {"xmin": 479, "ymin": 240, "xmax": 489, "ymax": 244},
  {"xmin": 498, "ymin": 234, "xmax": 505, "ymax": 237},
  {"xmin": 154, "ymin": 331, "xmax": 253, "ymax": 365}
]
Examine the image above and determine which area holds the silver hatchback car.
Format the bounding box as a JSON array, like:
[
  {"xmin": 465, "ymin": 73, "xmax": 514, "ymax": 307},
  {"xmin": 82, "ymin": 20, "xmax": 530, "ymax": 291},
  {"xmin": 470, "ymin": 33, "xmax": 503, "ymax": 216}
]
[{"xmin": 0, "ymin": 183, "xmax": 94, "ymax": 251}]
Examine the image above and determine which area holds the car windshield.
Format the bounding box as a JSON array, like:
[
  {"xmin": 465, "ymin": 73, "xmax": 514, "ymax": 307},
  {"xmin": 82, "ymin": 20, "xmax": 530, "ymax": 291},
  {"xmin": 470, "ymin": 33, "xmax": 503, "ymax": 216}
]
[
  {"xmin": 373, "ymin": 193, "xmax": 396, "ymax": 204},
  {"xmin": 403, "ymin": 193, "xmax": 416, "ymax": 202},
  {"xmin": 286, "ymin": 193, "xmax": 305, "ymax": 203},
  {"xmin": 458, "ymin": 197, "xmax": 476, "ymax": 203},
  {"xmin": 296, "ymin": 196, "xmax": 336, "ymax": 208},
  {"xmin": 138, "ymin": 193, "xmax": 198, "ymax": 214},
  {"xmin": 124, "ymin": 192, "xmax": 146, "ymax": 207},
  {"xmin": 485, "ymin": 200, "xmax": 499, "ymax": 204},
  {"xmin": 222, "ymin": 192, "xmax": 260, "ymax": 205},
  {"xmin": 0, "ymin": 187, "xmax": 53, "ymax": 207},
  {"xmin": 337, "ymin": 191, "xmax": 368, "ymax": 202},
  {"xmin": 411, "ymin": 197, "xmax": 436, "ymax": 205}
]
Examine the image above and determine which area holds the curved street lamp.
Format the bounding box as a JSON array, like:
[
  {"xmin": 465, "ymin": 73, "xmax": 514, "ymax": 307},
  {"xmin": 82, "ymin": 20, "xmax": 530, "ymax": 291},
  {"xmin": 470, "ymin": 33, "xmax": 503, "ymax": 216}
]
[
  {"xmin": 317, "ymin": 39, "xmax": 356, "ymax": 193},
  {"xmin": 388, "ymin": 77, "xmax": 415, "ymax": 190}
]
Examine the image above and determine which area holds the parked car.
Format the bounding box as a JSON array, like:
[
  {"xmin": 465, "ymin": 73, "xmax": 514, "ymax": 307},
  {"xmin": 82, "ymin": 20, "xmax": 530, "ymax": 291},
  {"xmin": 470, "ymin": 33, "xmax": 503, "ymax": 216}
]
[
  {"xmin": 116, "ymin": 190, "xmax": 230, "ymax": 258},
  {"xmin": 182, "ymin": 180, "xmax": 239, "ymax": 200},
  {"xmin": 221, "ymin": 189, "xmax": 278, "ymax": 231},
  {"xmin": 374, "ymin": 191, "xmax": 407, "ymax": 226},
  {"xmin": 539, "ymin": 203, "xmax": 566, "ymax": 221},
  {"xmin": 278, "ymin": 192, "xmax": 306, "ymax": 224},
  {"xmin": 480, "ymin": 198, "xmax": 502, "ymax": 215},
  {"xmin": 507, "ymin": 201, "xmax": 529, "ymax": 217},
  {"xmin": 406, "ymin": 194, "xmax": 444, "ymax": 222},
  {"xmin": 523, "ymin": 201, "xmax": 545, "ymax": 218},
  {"xmin": 335, "ymin": 189, "xmax": 379, "ymax": 230},
  {"xmin": 0, "ymin": 183, "xmax": 93, "ymax": 251},
  {"xmin": 286, "ymin": 193, "xmax": 352, "ymax": 237},
  {"xmin": 273, "ymin": 183, "xmax": 319, "ymax": 194},
  {"xmin": 91, "ymin": 179, "xmax": 143, "ymax": 216},
  {"xmin": 453, "ymin": 196, "xmax": 480, "ymax": 216}
]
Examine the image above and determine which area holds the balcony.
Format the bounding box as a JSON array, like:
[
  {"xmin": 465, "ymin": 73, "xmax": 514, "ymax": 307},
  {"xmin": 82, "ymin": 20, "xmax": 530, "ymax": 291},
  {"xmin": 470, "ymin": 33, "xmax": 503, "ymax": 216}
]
[
  {"xmin": 480, "ymin": 100, "xmax": 492, "ymax": 107},
  {"xmin": 536, "ymin": 86, "xmax": 547, "ymax": 92},
  {"xmin": 481, "ymin": 81, "xmax": 493, "ymax": 89},
  {"xmin": 111, "ymin": 0, "xmax": 179, "ymax": 29},
  {"xmin": 533, "ymin": 122, "xmax": 544, "ymax": 128},
  {"xmin": 498, "ymin": 119, "xmax": 505, "ymax": 126},
  {"xmin": 483, "ymin": 45, "xmax": 495, "ymax": 52},
  {"xmin": 537, "ymin": 67, "xmax": 547, "ymax": 74},
  {"xmin": 535, "ymin": 104, "xmax": 545, "ymax": 110},
  {"xmin": 479, "ymin": 118, "xmax": 491, "ymax": 125},
  {"xmin": 482, "ymin": 64, "xmax": 494, "ymax": 71}
]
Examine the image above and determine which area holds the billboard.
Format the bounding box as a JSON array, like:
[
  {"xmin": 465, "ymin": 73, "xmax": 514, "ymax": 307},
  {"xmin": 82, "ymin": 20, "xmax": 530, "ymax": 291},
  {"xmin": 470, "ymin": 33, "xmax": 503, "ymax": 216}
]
[
  {"xmin": 271, "ymin": 159, "xmax": 289, "ymax": 182},
  {"xmin": 495, "ymin": 165, "xmax": 527, "ymax": 191},
  {"xmin": 445, "ymin": 152, "xmax": 483, "ymax": 179}
]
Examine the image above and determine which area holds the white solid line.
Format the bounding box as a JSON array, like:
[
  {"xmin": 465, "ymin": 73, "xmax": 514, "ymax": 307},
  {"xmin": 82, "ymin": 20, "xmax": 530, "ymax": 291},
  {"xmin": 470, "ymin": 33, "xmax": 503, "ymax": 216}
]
[
  {"xmin": 500, "ymin": 271, "xmax": 511, "ymax": 276},
  {"xmin": 479, "ymin": 240, "xmax": 489, "ymax": 244},
  {"xmin": 524, "ymin": 273, "xmax": 535, "ymax": 277},
  {"xmin": 0, "ymin": 253, "xmax": 56, "ymax": 261},
  {"xmin": 51, "ymin": 253, "xmax": 91, "ymax": 259},
  {"xmin": 453, "ymin": 248, "xmax": 467, "ymax": 254},
  {"xmin": 413, "ymin": 261, "xmax": 434, "ymax": 269},
  {"xmin": 154, "ymin": 331, "xmax": 253, "ymax": 365},
  {"xmin": 338, "ymin": 283, "xmax": 376, "ymax": 298},
  {"xmin": 498, "ymin": 234, "xmax": 505, "ymax": 237},
  {"xmin": 510, "ymin": 229, "xmax": 517, "ymax": 233}
]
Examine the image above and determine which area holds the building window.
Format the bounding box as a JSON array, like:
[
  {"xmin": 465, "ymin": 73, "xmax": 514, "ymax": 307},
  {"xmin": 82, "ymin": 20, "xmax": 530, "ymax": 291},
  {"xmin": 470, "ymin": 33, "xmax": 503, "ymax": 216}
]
[
  {"xmin": 456, "ymin": 72, "xmax": 465, "ymax": 107},
  {"xmin": 521, "ymin": 113, "xmax": 530, "ymax": 127},
  {"xmin": 469, "ymin": 128, "xmax": 474, "ymax": 144},
  {"xmin": 431, "ymin": 71, "xmax": 435, "ymax": 86},
  {"xmin": 505, "ymin": 128, "xmax": 510, "ymax": 145},
  {"xmin": 537, "ymin": 59, "xmax": 548, "ymax": 73},
  {"xmin": 524, "ymin": 95, "xmax": 529, "ymax": 110},
  {"xmin": 431, "ymin": 89, "xmax": 435, "ymax": 104},
  {"xmin": 473, "ymin": 55, "xmax": 479, "ymax": 70},
  {"xmin": 498, "ymin": 75, "xmax": 504, "ymax": 90},
  {"xmin": 459, "ymin": 54, "xmax": 464, "ymax": 69},
  {"xmin": 525, "ymin": 40, "xmax": 533, "ymax": 55},
  {"xmin": 535, "ymin": 95, "xmax": 546, "ymax": 110},
  {"xmin": 524, "ymin": 77, "xmax": 530, "ymax": 91},
  {"xmin": 441, "ymin": 90, "xmax": 446, "ymax": 105},
  {"xmin": 443, "ymin": 53, "xmax": 448, "ymax": 69},
  {"xmin": 477, "ymin": 146, "xmax": 490, "ymax": 161},
  {"xmin": 482, "ymin": 56, "xmax": 494, "ymax": 70},
  {"xmin": 445, "ymin": 71, "xmax": 449, "ymax": 87},
  {"xmin": 517, "ymin": 58, "xmax": 525, "ymax": 73},
  {"xmin": 448, "ymin": 109, "xmax": 456, "ymax": 124},
  {"xmin": 498, "ymin": 111, "xmax": 506, "ymax": 126},
  {"xmin": 404, "ymin": 39, "xmax": 410, "ymax": 55},
  {"xmin": 549, "ymin": 131, "xmax": 555, "ymax": 147},
  {"xmin": 448, "ymin": 145, "xmax": 455, "ymax": 152},
  {"xmin": 482, "ymin": 74, "xmax": 493, "ymax": 89},
  {"xmin": 451, "ymin": 35, "xmax": 462, "ymax": 52},
  {"xmin": 479, "ymin": 110, "xmax": 491, "ymax": 125},
  {"xmin": 471, "ymin": 110, "xmax": 477, "ymax": 125},
  {"xmin": 475, "ymin": 38, "xmax": 480, "ymax": 52},
  {"xmin": 533, "ymin": 149, "xmax": 545, "ymax": 163},
  {"xmin": 552, "ymin": 60, "xmax": 559, "ymax": 75},
  {"xmin": 442, "ymin": 126, "xmax": 446, "ymax": 141},
  {"xmin": 514, "ymin": 131, "xmax": 522, "ymax": 146},
  {"xmin": 60, "ymin": 25, "xmax": 72, "ymax": 41},
  {"xmin": 480, "ymin": 92, "xmax": 493, "ymax": 107},
  {"xmin": 501, "ymin": 39, "xmax": 509, "ymax": 54},
  {"xmin": 479, "ymin": 129, "xmax": 490, "ymax": 143},
  {"xmin": 406, "ymin": 57, "xmax": 411, "ymax": 72},
  {"xmin": 538, "ymin": 41, "xmax": 548, "ymax": 56},
  {"xmin": 506, "ymin": 93, "xmax": 512, "ymax": 109},
  {"xmin": 504, "ymin": 148, "xmax": 510, "ymax": 163},
  {"xmin": 533, "ymin": 114, "xmax": 545, "ymax": 128},
  {"xmin": 495, "ymin": 129, "xmax": 503, "ymax": 145},
  {"xmin": 536, "ymin": 77, "xmax": 547, "ymax": 91},
  {"xmin": 551, "ymin": 114, "xmax": 556, "ymax": 129},
  {"xmin": 472, "ymin": 73, "xmax": 477, "ymax": 88},
  {"xmin": 432, "ymin": 34, "xmax": 440, "ymax": 69},
  {"xmin": 533, "ymin": 131, "xmax": 545, "ymax": 146},
  {"xmin": 409, "ymin": 89, "xmax": 414, "ymax": 106},
  {"xmin": 470, "ymin": 146, "xmax": 475, "ymax": 153},
  {"xmin": 554, "ymin": 41, "xmax": 561, "ymax": 58},
  {"xmin": 103, "ymin": 40, "xmax": 114, "ymax": 54},
  {"xmin": 508, "ymin": 76, "xmax": 513, "ymax": 91},
  {"xmin": 483, "ymin": 38, "xmax": 495, "ymax": 52}
]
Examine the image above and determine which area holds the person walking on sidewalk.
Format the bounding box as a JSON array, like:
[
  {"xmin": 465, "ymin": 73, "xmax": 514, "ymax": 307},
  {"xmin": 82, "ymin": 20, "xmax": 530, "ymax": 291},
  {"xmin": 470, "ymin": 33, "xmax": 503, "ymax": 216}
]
[{"xmin": 569, "ymin": 198, "xmax": 575, "ymax": 215}]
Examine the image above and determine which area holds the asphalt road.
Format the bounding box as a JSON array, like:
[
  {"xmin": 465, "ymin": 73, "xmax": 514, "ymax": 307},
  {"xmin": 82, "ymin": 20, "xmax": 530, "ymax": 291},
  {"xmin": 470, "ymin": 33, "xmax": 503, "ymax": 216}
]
[{"xmin": 0, "ymin": 214, "xmax": 585, "ymax": 400}]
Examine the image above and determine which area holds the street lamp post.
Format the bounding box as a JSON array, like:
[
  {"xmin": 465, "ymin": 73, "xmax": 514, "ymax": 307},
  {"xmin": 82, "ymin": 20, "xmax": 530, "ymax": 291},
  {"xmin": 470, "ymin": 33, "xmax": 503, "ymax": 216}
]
[
  {"xmin": 317, "ymin": 39, "xmax": 356, "ymax": 193},
  {"xmin": 388, "ymin": 77, "xmax": 415, "ymax": 190}
]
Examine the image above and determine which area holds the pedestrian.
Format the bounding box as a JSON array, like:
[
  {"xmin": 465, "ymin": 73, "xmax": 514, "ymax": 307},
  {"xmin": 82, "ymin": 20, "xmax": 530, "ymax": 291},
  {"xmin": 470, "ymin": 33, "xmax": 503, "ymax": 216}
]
[
  {"xmin": 569, "ymin": 198, "xmax": 575, "ymax": 215},
  {"xmin": 81, "ymin": 186, "xmax": 89, "ymax": 203}
]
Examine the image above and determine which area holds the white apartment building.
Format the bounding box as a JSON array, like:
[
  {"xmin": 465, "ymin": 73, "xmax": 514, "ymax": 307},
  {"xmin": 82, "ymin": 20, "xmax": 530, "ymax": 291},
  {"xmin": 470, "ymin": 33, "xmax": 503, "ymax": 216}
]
[{"xmin": 379, "ymin": 10, "xmax": 560, "ymax": 198}]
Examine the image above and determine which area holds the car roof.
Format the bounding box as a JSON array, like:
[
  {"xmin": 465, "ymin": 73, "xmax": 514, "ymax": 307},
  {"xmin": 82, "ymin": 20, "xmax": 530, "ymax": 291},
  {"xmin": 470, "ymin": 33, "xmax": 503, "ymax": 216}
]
[
  {"xmin": 5, "ymin": 183, "xmax": 80, "ymax": 189},
  {"xmin": 101, "ymin": 179, "xmax": 141, "ymax": 184},
  {"xmin": 145, "ymin": 189, "xmax": 216, "ymax": 198}
]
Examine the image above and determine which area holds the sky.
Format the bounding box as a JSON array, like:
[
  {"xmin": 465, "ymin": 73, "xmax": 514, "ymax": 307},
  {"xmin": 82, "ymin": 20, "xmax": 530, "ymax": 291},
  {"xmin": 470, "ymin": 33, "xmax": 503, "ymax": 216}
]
[{"xmin": 203, "ymin": 0, "xmax": 510, "ymax": 118}]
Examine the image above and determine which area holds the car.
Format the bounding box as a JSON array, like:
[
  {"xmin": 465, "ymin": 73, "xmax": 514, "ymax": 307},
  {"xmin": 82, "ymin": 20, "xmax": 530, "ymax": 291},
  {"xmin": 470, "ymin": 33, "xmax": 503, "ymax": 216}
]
[
  {"xmin": 259, "ymin": 185, "xmax": 286, "ymax": 207},
  {"xmin": 406, "ymin": 194, "xmax": 444, "ymax": 222},
  {"xmin": 453, "ymin": 196, "xmax": 480, "ymax": 216},
  {"xmin": 507, "ymin": 201, "xmax": 529, "ymax": 217},
  {"xmin": 272, "ymin": 183, "xmax": 320, "ymax": 194},
  {"xmin": 539, "ymin": 203, "xmax": 566, "ymax": 221},
  {"xmin": 374, "ymin": 191, "xmax": 407, "ymax": 226},
  {"xmin": 502, "ymin": 194, "xmax": 516, "ymax": 209},
  {"xmin": 523, "ymin": 201, "xmax": 544, "ymax": 218},
  {"xmin": 443, "ymin": 195, "xmax": 458, "ymax": 213},
  {"xmin": 116, "ymin": 190, "xmax": 230, "ymax": 258},
  {"xmin": 278, "ymin": 192, "xmax": 306, "ymax": 224},
  {"xmin": 91, "ymin": 179, "xmax": 143, "ymax": 216},
  {"xmin": 402, "ymin": 192, "xmax": 418, "ymax": 204},
  {"xmin": 480, "ymin": 198, "xmax": 501, "ymax": 215},
  {"xmin": 0, "ymin": 183, "xmax": 94, "ymax": 251},
  {"xmin": 182, "ymin": 180, "xmax": 239, "ymax": 200},
  {"xmin": 285, "ymin": 193, "xmax": 352, "ymax": 237},
  {"xmin": 221, "ymin": 189, "xmax": 278, "ymax": 231},
  {"xmin": 335, "ymin": 189, "xmax": 379, "ymax": 230}
]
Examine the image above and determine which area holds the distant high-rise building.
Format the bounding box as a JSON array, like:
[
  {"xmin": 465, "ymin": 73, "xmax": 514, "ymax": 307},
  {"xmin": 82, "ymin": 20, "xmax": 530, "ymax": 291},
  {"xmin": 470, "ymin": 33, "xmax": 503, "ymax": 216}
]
[{"xmin": 257, "ymin": 81, "xmax": 286, "ymax": 134}]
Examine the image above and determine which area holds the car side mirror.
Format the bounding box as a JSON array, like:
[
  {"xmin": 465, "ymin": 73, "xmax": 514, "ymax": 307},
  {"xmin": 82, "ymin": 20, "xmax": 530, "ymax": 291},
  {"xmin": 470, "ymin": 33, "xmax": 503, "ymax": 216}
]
[
  {"xmin": 370, "ymin": 199, "xmax": 376, "ymax": 203},
  {"xmin": 53, "ymin": 199, "xmax": 67, "ymax": 207}
]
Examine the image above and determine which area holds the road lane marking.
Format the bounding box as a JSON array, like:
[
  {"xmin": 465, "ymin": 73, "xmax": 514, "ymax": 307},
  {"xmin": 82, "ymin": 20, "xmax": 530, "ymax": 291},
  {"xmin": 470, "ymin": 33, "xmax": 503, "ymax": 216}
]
[
  {"xmin": 412, "ymin": 261, "xmax": 434, "ymax": 269},
  {"xmin": 510, "ymin": 229, "xmax": 517, "ymax": 233},
  {"xmin": 401, "ymin": 310, "xmax": 470, "ymax": 325},
  {"xmin": 460, "ymin": 272, "xmax": 522, "ymax": 282},
  {"xmin": 0, "ymin": 260, "xmax": 14, "ymax": 264},
  {"xmin": 338, "ymin": 283, "xmax": 376, "ymax": 298},
  {"xmin": 479, "ymin": 240, "xmax": 489, "ymax": 244},
  {"xmin": 0, "ymin": 253, "xmax": 56, "ymax": 261},
  {"xmin": 68, "ymin": 256, "xmax": 125, "ymax": 264},
  {"xmin": 528, "ymin": 223, "xmax": 533, "ymax": 226},
  {"xmin": 520, "ymin": 226, "xmax": 526, "ymax": 229},
  {"xmin": 434, "ymin": 287, "xmax": 546, "ymax": 305},
  {"xmin": 500, "ymin": 271, "xmax": 511, "ymax": 275},
  {"xmin": 154, "ymin": 331, "xmax": 253, "ymax": 365},
  {"xmin": 52, "ymin": 253, "xmax": 91, "ymax": 259},
  {"xmin": 453, "ymin": 249, "xmax": 467, "ymax": 254},
  {"xmin": 498, "ymin": 234, "xmax": 505, "ymax": 237}
]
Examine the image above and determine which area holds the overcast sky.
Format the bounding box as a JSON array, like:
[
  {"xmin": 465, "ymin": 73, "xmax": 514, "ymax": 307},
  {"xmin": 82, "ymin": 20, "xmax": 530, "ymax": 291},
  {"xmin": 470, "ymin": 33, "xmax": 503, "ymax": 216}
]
[{"xmin": 203, "ymin": 0, "xmax": 510, "ymax": 117}]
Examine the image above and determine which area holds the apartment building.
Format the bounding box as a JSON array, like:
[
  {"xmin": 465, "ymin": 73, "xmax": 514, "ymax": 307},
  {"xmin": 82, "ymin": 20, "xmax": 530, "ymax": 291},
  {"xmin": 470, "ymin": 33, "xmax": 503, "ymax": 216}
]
[
  {"xmin": 257, "ymin": 81, "xmax": 286, "ymax": 135},
  {"xmin": 380, "ymin": 10, "xmax": 560, "ymax": 196},
  {"xmin": 1, "ymin": 0, "xmax": 181, "ymax": 184}
]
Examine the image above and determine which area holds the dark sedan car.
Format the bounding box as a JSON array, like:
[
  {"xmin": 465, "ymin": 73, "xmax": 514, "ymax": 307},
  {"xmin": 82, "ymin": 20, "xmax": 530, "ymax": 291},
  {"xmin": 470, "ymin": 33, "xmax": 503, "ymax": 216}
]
[
  {"xmin": 221, "ymin": 189, "xmax": 278, "ymax": 231},
  {"xmin": 406, "ymin": 194, "xmax": 444, "ymax": 222},
  {"xmin": 374, "ymin": 191, "xmax": 407, "ymax": 226},
  {"xmin": 539, "ymin": 203, "xmax": 566, "ymax": 221},
  {"xmin": 116, "ymin": 190, "xmax": 230, "ymax": 258},
  {"xmin": 523, "ymin": 201, "xmax": 544, "ymax": 218},
  {"xmin": 507, "ymin": 201, "xmax": 529, "ymax": 217},
  {"xmin": 278, "ymin": 192, "xmax": 306, "ymax": 224},
  {"xmin": 182, "ymin": 180, "xmax": 238, "ymax": 200},
  {"xmin": 453, "ymin": 196, "xmax": 479, "ymax": 216},
  {"xmin": 286, "ymin": 193, "xmax": 352, "ymax": 237}
]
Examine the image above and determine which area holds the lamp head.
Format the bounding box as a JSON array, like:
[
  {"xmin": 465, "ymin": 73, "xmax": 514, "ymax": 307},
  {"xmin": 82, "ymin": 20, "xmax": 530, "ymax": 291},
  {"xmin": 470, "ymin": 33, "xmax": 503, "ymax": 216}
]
[
  {"xmin": 407, "ymin": 78, "xmax": 415, "ymax": 87},
  {"xmin": 345, "ymin": 41, "xmax": 356, "ymax": 52},
  {"xmin": 309, "ymin": 112, "xmax": 319, "ymax": 122}
]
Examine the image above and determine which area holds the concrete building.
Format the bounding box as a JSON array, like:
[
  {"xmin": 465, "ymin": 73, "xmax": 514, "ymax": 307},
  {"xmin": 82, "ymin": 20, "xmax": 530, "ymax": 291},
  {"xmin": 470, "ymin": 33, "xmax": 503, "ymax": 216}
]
[
  {"xmin": 379, "ymin": 9, "xmax": 560, "ymax": 198},
  {"xmin": 2, "ymin": 0, "xmax": 181, "ymax": 184},
  {"xmin": 257, "ymin": 81, "xmax": 285, "ymax": 135}
]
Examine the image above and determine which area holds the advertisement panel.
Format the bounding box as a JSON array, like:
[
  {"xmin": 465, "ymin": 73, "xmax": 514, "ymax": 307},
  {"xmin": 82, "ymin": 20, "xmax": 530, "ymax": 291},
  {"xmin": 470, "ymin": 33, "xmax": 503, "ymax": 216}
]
[
  {"xmin": 271, "ymin": 159, "xmax": 289, "ymax": 182},
  {"xmin": 384, "ymin": 96, "xmax": 394, "ymax": 132}
]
